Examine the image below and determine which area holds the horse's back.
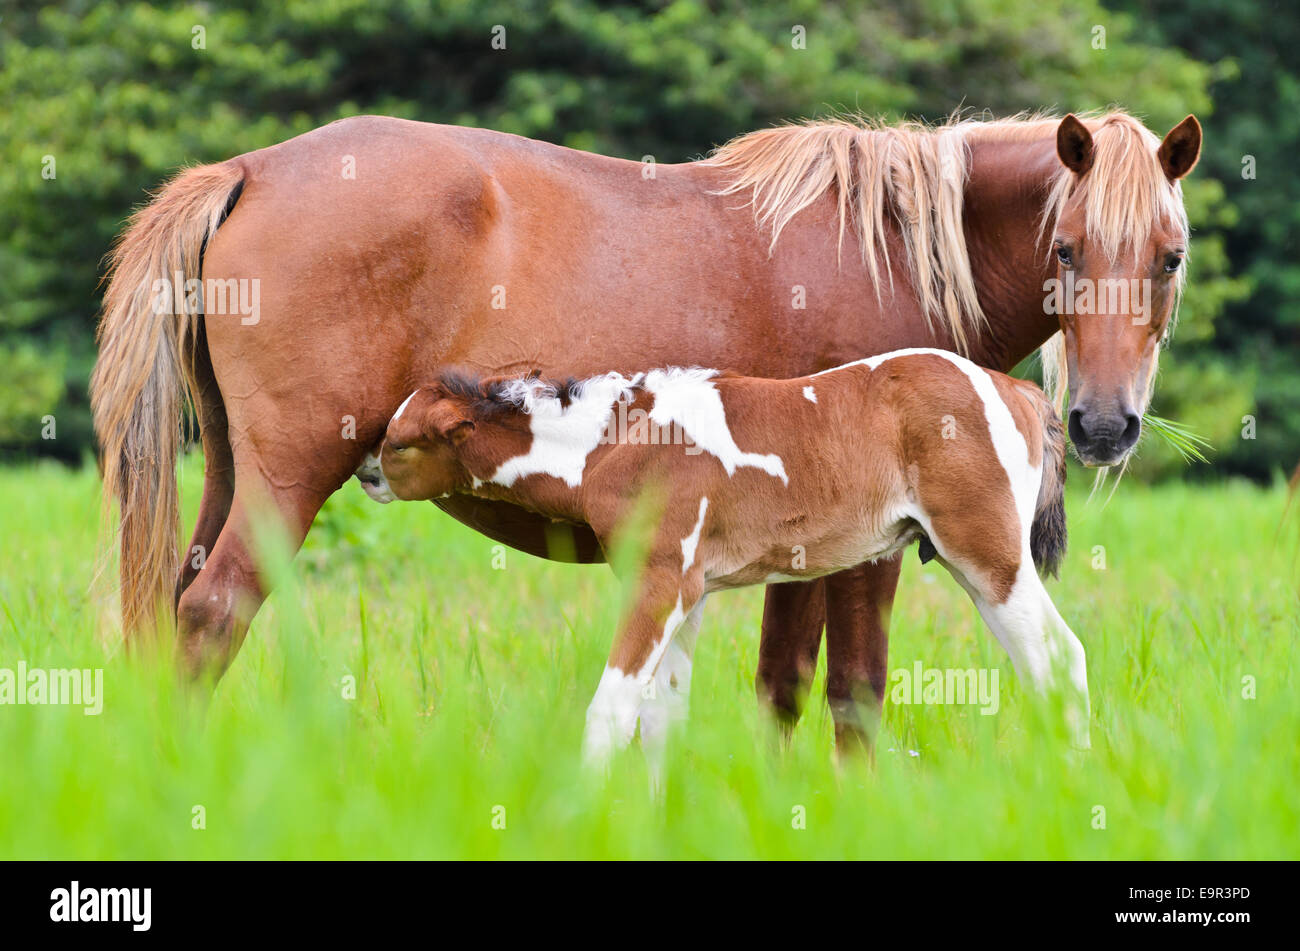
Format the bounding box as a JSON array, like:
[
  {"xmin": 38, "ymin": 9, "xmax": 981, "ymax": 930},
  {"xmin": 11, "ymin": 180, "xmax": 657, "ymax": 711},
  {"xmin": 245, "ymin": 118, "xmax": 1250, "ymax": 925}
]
[{"xmin": 231, "ymin": 114, "xmax": 724, "ymax": 234}]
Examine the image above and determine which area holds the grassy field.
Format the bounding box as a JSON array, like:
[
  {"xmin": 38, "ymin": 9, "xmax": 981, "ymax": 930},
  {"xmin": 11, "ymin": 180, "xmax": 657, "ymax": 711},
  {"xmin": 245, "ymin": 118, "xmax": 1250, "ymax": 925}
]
[{"xmin": 0, "ymin": 456, "xmax": 1296, "ymax": 859}]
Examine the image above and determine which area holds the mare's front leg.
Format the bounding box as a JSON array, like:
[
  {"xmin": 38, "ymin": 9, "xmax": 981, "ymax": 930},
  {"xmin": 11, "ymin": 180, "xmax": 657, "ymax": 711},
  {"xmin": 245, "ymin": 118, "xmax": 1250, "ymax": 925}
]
[
  {"xmin": 823, "ymin": 556, "xmax": 902, "ymax": 754},
  {"xmin": 756, "ymin": 579, "xmax": 826, "ymax": 734},
  {"xmin": 583, "ymin": 565, "xmax": 705, "ymax": 767}
]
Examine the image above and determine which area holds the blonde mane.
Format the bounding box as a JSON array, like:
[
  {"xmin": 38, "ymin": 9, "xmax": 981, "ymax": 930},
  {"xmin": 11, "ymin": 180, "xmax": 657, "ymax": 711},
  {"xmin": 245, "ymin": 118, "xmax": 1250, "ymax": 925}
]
[{"xmin": 705, "ymin": 110, "xmax": 1189, "ymax": 398}]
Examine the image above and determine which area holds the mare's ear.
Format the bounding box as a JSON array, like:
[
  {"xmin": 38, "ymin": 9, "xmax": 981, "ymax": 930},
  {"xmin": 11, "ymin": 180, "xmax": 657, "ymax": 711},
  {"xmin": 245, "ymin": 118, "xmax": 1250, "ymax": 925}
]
[
  {"xmin": 421, "ymin": 397, "xmax": 476, "ymax": 446},
  {"xmin": 1056, "ymin": 114, "xmax": 1095, "ymax": 177},
  {"xmin": 1157, "ymin": 115, "xmax": 1201, "ymax": 181}
]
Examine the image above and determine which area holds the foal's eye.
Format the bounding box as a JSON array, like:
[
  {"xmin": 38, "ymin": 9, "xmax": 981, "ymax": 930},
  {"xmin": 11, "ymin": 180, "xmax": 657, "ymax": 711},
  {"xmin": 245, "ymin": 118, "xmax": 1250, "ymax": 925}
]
[{"xmin": 1055, "ymin": 245, "xmax": 1073, "ymax": 266}]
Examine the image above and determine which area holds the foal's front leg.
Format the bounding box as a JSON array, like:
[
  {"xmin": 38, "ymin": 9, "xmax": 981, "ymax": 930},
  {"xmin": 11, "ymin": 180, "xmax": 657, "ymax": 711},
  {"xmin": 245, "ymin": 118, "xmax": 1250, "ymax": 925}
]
[
  {"xmin": 583, "ymin": 566, "xmax": 705, "ymax": 766},
  {"xmin": 638, "ymin": 594, "xmax": 707, "ymax": 755}
]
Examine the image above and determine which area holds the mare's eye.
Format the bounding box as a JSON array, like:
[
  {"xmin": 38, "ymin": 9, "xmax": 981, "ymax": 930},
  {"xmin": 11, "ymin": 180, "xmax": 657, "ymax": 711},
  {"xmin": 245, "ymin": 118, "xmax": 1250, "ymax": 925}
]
[
  {"xmin": 1055, "ymin": 244, "xmax": 1073, "ymax": 267},
  {"xmin": 390, "ymin": 444, "xmax": 408, "ymax": 454},
  {"xmin": 1164, "ymin": 254, "xmax": 1184, "ymax": 273}
]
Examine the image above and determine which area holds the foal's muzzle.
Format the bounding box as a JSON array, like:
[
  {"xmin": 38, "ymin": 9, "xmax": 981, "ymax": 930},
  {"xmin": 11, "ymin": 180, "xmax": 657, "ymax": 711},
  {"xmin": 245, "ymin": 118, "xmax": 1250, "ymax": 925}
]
[
  {"xmin": 355, "ymin": 452, "xmax": 396, "ymax": 503},
  {"xmin": 1068, "ymin": 404, "xmax": 1141, "ymax": 467}
]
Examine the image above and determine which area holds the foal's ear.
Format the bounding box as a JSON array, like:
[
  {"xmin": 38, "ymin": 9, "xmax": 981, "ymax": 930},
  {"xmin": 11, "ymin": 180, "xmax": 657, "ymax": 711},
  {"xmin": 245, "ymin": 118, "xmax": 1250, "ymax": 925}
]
[
  {"xmin": 422, "ymin": 398, "xmax": 476, "ymax": 446},
  {"xmin": 1157, "ymin": 115, "xmax": 1202, "ymax": 181},
  {"xmin": 1056, "ymin": 114, "xmax": 1095, "ymax": 177}
]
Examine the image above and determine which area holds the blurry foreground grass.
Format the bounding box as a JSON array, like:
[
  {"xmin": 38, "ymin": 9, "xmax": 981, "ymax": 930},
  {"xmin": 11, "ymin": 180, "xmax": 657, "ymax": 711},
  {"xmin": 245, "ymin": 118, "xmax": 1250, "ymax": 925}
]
[{"xmin": 0, "ymin": 456, "xmax": 1296, "ymax": 858}]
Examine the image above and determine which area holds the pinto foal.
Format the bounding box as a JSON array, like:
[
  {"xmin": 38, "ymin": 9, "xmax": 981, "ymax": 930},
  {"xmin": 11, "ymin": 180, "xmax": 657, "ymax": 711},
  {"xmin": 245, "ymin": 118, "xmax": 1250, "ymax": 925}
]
[{"xmin": 358, "ymin": 348, "xmax": 1089, "ymax": 760}]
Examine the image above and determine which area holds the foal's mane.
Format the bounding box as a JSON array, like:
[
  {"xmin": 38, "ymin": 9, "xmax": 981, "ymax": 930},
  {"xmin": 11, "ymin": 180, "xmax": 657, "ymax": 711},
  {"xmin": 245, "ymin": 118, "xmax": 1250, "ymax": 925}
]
[
  {"xmin": 706, "ymin": 109, "xmax": 1189, "ymax": 378},
  {"xmin": 437, "ymin": 368, "xmax": 635, "ymax": 418},
  {"xmin": 435, "ymin": 370, "xmax": 585, "ymax": 418},
  {"xmin": 437, "ymin": 366, "xmax": 727, "ymax": 419}
]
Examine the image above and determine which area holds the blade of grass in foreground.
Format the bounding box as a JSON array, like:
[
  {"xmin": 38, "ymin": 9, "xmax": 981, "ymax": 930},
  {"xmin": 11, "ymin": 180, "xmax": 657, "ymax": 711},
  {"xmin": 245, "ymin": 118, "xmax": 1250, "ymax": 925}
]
[{"xmin": 1143, "ymin": 412, "xmax": 1213, "ymax": 464}]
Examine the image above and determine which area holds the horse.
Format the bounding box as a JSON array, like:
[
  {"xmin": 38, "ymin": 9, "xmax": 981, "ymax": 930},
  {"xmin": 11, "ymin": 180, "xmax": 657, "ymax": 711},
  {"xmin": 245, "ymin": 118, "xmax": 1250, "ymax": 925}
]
[
  {"xmin": 89, "ymin": 109, "xmax": 1199, "ymax": 748},
  {"xmin": 358, "ymin": 350, "xmax": 1084, "ymax": 763}
]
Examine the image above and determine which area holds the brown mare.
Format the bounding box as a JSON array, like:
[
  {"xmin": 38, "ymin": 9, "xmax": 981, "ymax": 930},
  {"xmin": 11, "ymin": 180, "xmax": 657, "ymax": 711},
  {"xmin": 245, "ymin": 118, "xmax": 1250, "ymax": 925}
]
[
  {"xmin": 362, "ymin": 351, "xmax": 1085, "ymax": 765},
  {"xmin": 90, "ymin": 109, "xmax": 1200, "ymax": 747}
]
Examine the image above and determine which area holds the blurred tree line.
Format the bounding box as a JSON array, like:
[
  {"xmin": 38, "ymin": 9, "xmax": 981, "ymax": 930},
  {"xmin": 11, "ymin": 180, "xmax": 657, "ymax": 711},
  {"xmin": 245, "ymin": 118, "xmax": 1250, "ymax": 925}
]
[{"xmin": 0, "ymin": 0, "xmax": 1290, "ymax": 479}]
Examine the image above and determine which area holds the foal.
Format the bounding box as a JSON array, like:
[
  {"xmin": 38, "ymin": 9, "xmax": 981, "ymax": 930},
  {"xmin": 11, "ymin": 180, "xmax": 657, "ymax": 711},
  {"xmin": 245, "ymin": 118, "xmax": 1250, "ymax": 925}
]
[{"xmin": 358, "ymin": 348, "xmax": 1089, "ymax": 760}]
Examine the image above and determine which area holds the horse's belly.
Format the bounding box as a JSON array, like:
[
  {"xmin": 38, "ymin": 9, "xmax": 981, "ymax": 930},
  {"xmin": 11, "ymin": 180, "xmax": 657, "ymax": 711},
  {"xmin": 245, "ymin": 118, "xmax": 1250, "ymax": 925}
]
[{"xmin": 705, "ymin": 518, "xmax": 921, "ymax": 592}]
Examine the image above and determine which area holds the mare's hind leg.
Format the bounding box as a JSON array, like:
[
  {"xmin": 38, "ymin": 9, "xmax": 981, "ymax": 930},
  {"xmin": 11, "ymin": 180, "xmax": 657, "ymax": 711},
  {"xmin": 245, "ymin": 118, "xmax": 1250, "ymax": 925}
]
[
  {"xmin": 173, "ymin": 394, "xmax": 363, "ymax": 680},
  {"xmin": 176, "ymin": 333, "xmax": 234, "ymax": 606},
  {"xmin": 174, "ymin": 468, "xmax": 334, "ymax": 680}
]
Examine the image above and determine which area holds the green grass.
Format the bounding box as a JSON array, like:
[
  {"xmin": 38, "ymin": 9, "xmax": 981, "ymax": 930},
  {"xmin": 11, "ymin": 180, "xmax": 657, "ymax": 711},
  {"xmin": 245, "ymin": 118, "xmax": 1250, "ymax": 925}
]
[{"xmin": 0, "ymin": 456, "xmax": 1296, "ymax": 859}]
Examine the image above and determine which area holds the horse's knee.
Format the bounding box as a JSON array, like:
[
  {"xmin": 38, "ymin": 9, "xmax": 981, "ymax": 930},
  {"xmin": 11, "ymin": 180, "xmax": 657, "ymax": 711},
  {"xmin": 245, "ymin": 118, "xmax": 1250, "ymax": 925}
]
[
  {"xmin": 755, "ymin": 656, "xmax": 805, "ymax": 725},
  {"xmin": 175, "ymin": 583, "xmax": 243, "ymax": 681},
  {"xmin": 824, "ymin": 659, "xmax": 882, "ymax": 751}
]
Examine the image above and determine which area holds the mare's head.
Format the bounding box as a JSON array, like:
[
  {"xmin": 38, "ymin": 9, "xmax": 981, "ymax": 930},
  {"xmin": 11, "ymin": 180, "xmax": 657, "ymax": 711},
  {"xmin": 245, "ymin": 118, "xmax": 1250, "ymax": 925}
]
[{"xmin": 1046, "ymin": 112, "xmax": 1201, "ymax": 466}]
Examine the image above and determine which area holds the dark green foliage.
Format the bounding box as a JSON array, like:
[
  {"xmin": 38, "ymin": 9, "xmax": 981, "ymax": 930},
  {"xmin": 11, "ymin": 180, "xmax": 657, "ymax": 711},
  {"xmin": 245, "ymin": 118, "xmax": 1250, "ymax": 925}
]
[
  {"xmin": 1110, "ymin": 0, "xmax": 1299, "ymax": 479},
  {"xmin": 0, "ymin": 1, "xmax": 1281, "ymax": 477}
]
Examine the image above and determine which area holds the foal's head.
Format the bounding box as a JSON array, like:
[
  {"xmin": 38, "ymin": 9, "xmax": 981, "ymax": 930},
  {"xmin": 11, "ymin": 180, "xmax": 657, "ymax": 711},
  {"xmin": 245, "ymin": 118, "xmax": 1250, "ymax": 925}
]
[
  {"xmin": 364, "ymin": 372, "xmax": 549, "ymax": 501},
  {"xmin": 1047, "ymin": 112, "xmax": 1201, "ymax": 467},
  {"xmin": 372, "ymin": 384, "xmax": 479, "ymax": 501}
]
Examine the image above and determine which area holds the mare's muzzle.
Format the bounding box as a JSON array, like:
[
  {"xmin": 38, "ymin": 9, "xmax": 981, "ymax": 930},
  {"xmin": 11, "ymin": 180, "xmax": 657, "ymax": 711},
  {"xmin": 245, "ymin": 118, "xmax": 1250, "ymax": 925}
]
[{"xmin": 1067, "ymin": 403, "xmax": 1141, "ymax": 467}]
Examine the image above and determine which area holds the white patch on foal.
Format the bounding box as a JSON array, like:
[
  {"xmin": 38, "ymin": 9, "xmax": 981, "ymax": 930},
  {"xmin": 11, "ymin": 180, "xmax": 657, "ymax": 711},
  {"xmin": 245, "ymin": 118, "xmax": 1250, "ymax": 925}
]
[
  {"xmin": 644, "ymin": 367, "xmax": 788, "ymax": 485},
  {"xmin": 802, "ymin": 385, "xmax": 817, "ymax": 403},
  {"xmin": 391, "ymin": 389, "xmax": 417, "ymax": 421},
  {"xmin": 680, "ymin": 496, "xmax": 709, "ymax": 574},
  {"xmin": 487, "ymin": 372, "xmax": 639, "ymax": 488}
]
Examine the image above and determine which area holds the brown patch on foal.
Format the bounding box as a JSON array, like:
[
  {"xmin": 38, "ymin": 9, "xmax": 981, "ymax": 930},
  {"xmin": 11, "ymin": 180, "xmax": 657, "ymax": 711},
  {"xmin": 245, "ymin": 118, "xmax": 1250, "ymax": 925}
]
[{"xmin": 885, "ymin": 355, "xmax": 1024, "ymax": 602}]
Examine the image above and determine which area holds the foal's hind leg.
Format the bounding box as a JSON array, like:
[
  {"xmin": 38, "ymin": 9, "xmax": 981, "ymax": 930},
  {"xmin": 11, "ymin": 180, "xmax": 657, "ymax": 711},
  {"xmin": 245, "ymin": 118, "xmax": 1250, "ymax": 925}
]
[
  {"xmin": 919, "ymin": 495, "xmax": 1088, "ymax": 748},
  {"xmin": 926, "ymin": 516, "xmax": 1090, "ymax": 749},
  {"xmin": 960, "ymin": 566, "xmax": 1090, "ymax": 749}
]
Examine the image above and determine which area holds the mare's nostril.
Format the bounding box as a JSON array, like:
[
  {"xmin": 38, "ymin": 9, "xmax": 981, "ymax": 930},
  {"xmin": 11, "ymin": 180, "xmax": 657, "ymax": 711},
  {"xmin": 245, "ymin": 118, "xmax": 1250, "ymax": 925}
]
[
  {"xmin": 1119, "ymin": 412, "xmax": 1142, "ymax": 451},
  {"xmin": 1067, "ymin": 408, "xmax": 1088, "ymax": 447}
]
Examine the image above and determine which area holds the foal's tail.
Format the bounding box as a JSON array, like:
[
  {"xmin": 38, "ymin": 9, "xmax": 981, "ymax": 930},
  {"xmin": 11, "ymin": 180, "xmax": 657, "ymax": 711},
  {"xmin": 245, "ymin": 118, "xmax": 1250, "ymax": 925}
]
[
  {"xmin": 1028, "ymin": 388, "xmax": 1068, "ymax": 578},
  {"xmin": 89, "ymin": 161, "xmax": 246, "ymax": 638}
]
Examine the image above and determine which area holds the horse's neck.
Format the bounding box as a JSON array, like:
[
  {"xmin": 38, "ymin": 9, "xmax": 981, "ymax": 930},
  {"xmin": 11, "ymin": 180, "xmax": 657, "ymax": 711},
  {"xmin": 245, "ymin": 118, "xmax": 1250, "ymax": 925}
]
[{"xmin": 961, "ymin": 134, "xmax": 1063, "ymax": 372}]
